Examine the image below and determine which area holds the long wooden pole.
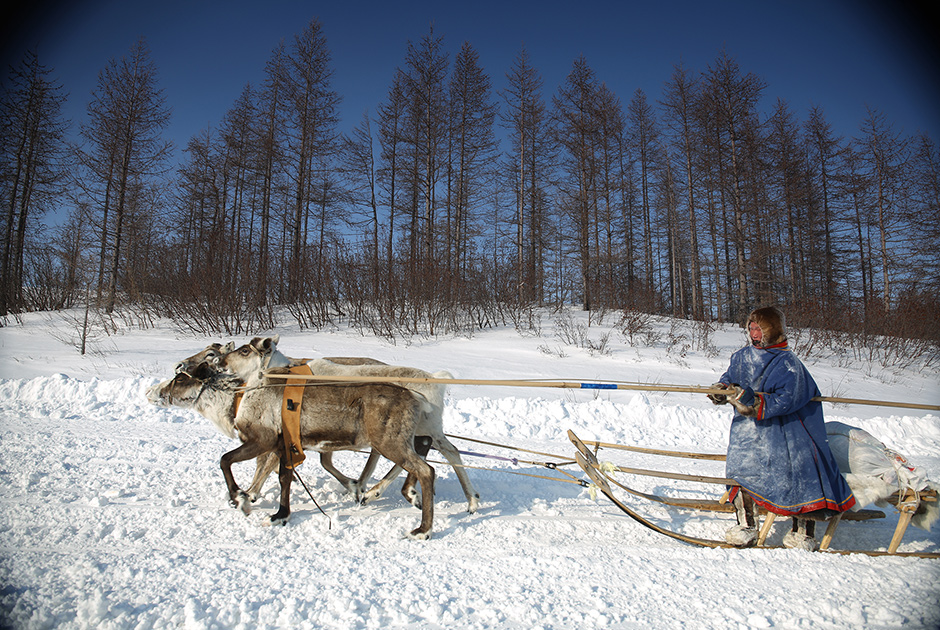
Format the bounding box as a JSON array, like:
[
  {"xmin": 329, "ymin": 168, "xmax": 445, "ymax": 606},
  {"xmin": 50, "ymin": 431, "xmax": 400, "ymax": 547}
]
[{"xmin": 264, "ymin": 372, "xmax": 940, "ymax": 412}]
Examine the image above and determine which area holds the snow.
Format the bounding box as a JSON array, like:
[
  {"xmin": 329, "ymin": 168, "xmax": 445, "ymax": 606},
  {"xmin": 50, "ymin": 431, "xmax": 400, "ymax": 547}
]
[{"xmin": 1, "ymin": 310, "xmax": 939, "ymax": 629}]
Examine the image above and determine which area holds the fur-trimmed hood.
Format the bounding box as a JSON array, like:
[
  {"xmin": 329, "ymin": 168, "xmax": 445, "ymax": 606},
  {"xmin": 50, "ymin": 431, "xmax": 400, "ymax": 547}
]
[{"xmin": 747, "ymin": 306, "xmax": 787, "ymax": 348}]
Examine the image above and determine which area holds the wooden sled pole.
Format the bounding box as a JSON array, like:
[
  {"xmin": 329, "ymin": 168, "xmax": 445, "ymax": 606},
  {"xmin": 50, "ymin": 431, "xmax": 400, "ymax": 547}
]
[{"xmin": 266, "ymin": 372, "xmax": 940, "ymax": 412}]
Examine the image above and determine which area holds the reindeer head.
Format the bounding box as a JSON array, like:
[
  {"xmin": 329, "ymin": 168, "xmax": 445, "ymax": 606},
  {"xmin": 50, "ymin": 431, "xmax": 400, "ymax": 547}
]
[
  {"xmin": 216, "ymin": 335, "xmax": 288, "ymax": 383},
  {"xmin": 147, "ymin": 361, "xmax": 220, "ymax": 407},
  {"xmin": 174, "ymin": 342, "xmax": 235, "ymax": 374}
]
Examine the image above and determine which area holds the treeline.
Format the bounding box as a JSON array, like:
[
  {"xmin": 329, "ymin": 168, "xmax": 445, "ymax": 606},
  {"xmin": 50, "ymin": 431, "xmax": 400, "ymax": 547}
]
[{"xmin": 2, "ymin": 20, "xmax": 938, "ymax": 343}]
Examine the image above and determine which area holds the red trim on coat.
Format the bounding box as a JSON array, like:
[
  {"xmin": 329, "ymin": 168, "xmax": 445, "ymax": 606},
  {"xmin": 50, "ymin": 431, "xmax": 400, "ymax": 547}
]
[{"xmin": 729, "ymin": 486, "xmax": 856, "ymax": 516}]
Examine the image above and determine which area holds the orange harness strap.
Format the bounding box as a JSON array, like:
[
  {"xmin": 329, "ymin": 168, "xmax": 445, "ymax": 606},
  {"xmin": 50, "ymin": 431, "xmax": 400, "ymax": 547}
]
[{"xmin": 280, "ymin": 365, "xmax": 311, "ymax": 469}]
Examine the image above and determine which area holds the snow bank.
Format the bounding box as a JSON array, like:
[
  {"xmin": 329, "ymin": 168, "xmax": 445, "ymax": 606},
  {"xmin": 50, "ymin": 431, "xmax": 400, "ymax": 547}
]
[{"xmin": 1, "ymin": 312, "xmax": 939, "ymax": 629}]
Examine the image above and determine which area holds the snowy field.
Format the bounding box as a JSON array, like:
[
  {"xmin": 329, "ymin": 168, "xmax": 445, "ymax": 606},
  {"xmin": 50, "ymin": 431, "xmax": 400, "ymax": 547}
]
[{"xmin": 1, "ymin": 310, "xmax": 939, "ymax": 629}]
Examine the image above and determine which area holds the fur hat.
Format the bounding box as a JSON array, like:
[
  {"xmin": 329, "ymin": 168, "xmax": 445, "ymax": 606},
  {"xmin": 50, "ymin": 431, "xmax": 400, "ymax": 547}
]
[{"xmin": 746, "ymin": 306, "xmax": 787, "ymax": 347}]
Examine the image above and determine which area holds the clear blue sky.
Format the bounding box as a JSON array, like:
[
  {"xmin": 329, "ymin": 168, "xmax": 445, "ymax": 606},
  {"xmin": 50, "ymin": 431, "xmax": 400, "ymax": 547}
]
[{"xmin": 3, "ymin": 0, "xmax": 938, "ymax": 161}]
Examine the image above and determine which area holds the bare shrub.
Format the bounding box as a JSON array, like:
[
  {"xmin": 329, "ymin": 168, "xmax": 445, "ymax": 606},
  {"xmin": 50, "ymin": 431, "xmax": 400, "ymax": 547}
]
[
  {"xmin": 690, "ymin": 319, "xmax": 719, "ymax": 358},
  {"xmin": 665, "ymin": 319, "xmax": 691, "ymax": 360},
  {"xmin": 44, "ymin": 299, "xmax": 115, "ymax": 357},
  {"xmin": 553, "ymin": 311, "xmax": 612, "ymax": 356},
  {"xmin": 538, "ymin": 343, "xmax": 568, "ymax": 358},
  {"xmin": 618, "ymin": 308, "xmax": 655, "ymax": 347}
]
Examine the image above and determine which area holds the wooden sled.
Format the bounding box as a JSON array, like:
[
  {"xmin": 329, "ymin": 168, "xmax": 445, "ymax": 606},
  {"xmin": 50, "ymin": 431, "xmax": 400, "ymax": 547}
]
[{"xmin": 576, "ymin": 434, "xmax": 939, "ymax": 557}]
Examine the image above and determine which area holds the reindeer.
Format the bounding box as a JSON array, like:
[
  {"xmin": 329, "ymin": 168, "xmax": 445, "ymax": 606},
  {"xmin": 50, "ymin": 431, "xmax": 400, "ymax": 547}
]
[
  {"xmin": 190, "ymin": 338, "xmax": 398, "ymax": 502},
  {"xmin": 216, "ymin": 337, "xmax": 480, "ymax": 513},
  {"xmin": 159, "ymin": 346, "xmax": 386, "ymax": 503},
  {"xmin": 147, "ymin": 361, "xmax": 437, "ymax": 539}
]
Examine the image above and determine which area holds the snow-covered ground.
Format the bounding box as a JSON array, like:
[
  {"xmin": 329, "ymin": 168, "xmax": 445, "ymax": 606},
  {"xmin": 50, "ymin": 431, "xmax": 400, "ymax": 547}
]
[{"xmin": 1, "ymin": 310, "xmax": 939, "ymax": 629}]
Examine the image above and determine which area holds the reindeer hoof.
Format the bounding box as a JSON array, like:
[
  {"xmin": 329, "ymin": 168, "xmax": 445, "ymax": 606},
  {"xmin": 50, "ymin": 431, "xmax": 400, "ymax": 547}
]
[
  {"xmin": 266, "ymin": 510, "xmax": 291, "ymax": 526},
  {"xmin": 407, "ymin": 528, "xmax": 431, "ymax": 541},
  {"xmin": 467, "ymin": 494, "xmax": 481, "ymax": 514},
  {"xmin": 231, "ymin": 491, "xmax": 252, "ymax": 515},
  {"xmin": 347, "ymin": 483, "xmax": 366, "ymax": 504}
]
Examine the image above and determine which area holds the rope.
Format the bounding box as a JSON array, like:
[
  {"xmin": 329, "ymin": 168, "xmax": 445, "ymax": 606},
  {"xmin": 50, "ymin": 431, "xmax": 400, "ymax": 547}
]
[
  {"xmin": 434, "ymin": 434, "xmax": 589, "ymax": 486},
  {"xmin": 423, "ymin": 455, "xmax": 590, "ymax": 487},
  {"xmin": 446, "ymin": 433, "xmax": 577, "ymax": 466},
  {"xmin": 287, "ymin": 448, "xmax": 332, "ymax": 530}
]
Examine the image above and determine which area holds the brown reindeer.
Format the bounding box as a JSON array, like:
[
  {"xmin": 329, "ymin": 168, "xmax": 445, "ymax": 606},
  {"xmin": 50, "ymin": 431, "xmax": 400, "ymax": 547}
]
[
  {"xmin": 216, "ymin": 337, "xmax": 480, "ymax": 513},
  {"xmin": 148, "ymin": 361, "xmax": 437, "ymax": 539},
  {"xmin": 160, "ymin": 345, "xmax": 397, "ymax": 503}
]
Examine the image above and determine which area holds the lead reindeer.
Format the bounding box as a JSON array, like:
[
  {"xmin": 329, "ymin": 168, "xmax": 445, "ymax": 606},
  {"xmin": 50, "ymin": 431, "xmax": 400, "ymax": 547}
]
[
  {"xmin": 168, "ymin": 343, "xmax": 389, "ymax": 503},
  {"xmin": 148, "ymin": 361, "xmax": 438, "ymax": 539},
  {"xmin": 216, "ymin": 337, "xmax": 480, "ymax": 513}
]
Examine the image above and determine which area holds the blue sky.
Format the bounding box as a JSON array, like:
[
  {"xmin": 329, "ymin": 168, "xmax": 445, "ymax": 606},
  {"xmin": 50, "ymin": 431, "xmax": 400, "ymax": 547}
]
[{"xmin": 4, "ymin": 0, "xmax": 938, "ymax": 161}]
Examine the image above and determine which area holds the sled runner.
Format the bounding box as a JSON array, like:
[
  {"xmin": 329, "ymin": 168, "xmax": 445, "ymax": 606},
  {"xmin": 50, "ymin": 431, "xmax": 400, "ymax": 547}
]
[{"xmin": 567, "ymin": 430, "xmax": 940, "ymax": 559}]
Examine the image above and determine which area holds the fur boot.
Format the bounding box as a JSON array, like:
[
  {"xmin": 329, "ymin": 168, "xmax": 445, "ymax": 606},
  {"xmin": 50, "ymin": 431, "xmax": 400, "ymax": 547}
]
[
  {"xmin": 725, "ymin": 491, "xmax": 759, "ymax": 547},
  {"xmin": 783, "ymin": 518, "xmax": 819, "ymax": 551}
]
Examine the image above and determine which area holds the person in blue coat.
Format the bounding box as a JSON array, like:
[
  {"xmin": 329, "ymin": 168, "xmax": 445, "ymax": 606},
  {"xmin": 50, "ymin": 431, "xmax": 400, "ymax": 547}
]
[{"xmin": 708, "ymin": 306, "xmax": 856, "ymax": 550}]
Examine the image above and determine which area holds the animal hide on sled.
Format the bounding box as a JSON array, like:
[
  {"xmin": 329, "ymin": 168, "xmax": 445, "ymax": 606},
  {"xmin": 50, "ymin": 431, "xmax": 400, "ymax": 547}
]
[{"xmin": 827, "ymin": 421, "xmax": 939, "ymax": 531}]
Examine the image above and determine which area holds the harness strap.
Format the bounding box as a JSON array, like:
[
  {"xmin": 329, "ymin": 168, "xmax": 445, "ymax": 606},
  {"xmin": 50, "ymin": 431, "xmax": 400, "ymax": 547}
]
[
  {"xmin": 281, "ymin": 365, "xmax": 312, "ymax": 469},
  {"xmin": 234, "ymin": 389, "xmax": 244, "ymax": 415}
]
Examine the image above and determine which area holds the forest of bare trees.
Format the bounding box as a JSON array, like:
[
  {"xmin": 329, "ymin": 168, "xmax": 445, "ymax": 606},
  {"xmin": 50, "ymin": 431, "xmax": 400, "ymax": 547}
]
[{"xmin": 2, "ymin": 20, "xmax": 938, "ymax": 347}]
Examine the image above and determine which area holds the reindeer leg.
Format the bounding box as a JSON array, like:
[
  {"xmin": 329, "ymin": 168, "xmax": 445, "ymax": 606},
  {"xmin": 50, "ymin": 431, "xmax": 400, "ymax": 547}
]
[
  {"xmin": 373, "ymin": 441, "xmax": 435, "ymax": 540},
  {"xmin": 400, "ymin": 436, "xmax": 433, "ymax": 508},
  {"xmin": 402, "ymin": 455, "xmax": 435, "ymax": 540},
  {"xmin": 359, "ymin": 464, "xmax": 403, "ymax": 505},
  {"xmin": 267, "ymin": 447, "xmax": 294, "ymax": 526},
  {"xmin": 353, "ymin": 450, "xmax": 382, "ymax": 503},
  {"xmin": 246, "ymin": 452, "xmax": 278, "ymax": 502},
  {"xmin": 220, "ymin": 441, "xmax": 270, "ymax": 515},
  {"xmin": 319, "ymin": 452, "xmax": 362, "ymax": 498},
  {"xmin": 429, "ymin": 434, "xmax": 480, "ymax": 513},
  {"xmin": 361, "ymin": 436, "xmax": 430, "ymax": 506}
]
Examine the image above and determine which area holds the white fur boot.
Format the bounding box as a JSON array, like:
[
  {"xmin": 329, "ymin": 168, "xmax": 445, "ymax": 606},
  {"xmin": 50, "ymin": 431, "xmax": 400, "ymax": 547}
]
[
  {"xmin": 725, "ymin": 491, "xmax": 758, "ymax": 547},
  {"xmin": 725, "ymin": 524, "xmax": 759, "ymax": 547},
  {"xmin": 783, "ymin": 518, "xmax": 819, "ymax": 551}
]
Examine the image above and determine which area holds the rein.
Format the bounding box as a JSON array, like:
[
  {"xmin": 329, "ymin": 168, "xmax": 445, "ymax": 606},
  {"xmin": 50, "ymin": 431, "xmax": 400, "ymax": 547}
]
[
  {"xmin": 287, "ymin": 448, "xmax": 332, "ymax": 530},
  {"xmin": 439, "ymin": 434, "xmax": 589, "ymax": 487}
]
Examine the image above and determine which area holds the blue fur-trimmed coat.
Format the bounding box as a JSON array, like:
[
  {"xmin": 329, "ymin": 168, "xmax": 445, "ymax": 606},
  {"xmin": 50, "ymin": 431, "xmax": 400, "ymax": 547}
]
[{"xmin": 719, "ymin": 342, "xmax": 856, "ymax": 516}]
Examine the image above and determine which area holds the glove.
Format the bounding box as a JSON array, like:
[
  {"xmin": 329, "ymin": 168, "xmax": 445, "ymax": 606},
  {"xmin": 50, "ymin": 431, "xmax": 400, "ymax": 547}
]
[
  {"xmin": 728, "ymin": 385, "xmax": 758, "ymax": 417},
  {"xmin": 707, "ymin": 382, "xmax": 729, "ymax": 405}
]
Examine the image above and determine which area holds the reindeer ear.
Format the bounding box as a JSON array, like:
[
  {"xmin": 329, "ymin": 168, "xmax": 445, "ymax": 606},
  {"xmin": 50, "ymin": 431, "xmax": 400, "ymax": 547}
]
[{"xmin": 271, "ymin": 334, "xmax": 280, "ymax": 345}]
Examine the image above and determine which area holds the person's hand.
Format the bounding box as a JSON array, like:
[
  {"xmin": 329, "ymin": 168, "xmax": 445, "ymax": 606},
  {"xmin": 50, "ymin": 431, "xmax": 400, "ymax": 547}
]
[
  {"xmin": 707, "ymin": 382, "xmax": 729, "ymax": 405},
  {"xmin": 728, "ymin": 385, "xmax": 758, "ymax": 417}
]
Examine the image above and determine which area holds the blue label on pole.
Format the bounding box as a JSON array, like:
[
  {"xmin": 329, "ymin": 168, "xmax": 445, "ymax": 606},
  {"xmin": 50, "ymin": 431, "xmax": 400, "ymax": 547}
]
[{"xmin": 580, "ymin": 383, "xmax": 617, "ymax": 389}]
